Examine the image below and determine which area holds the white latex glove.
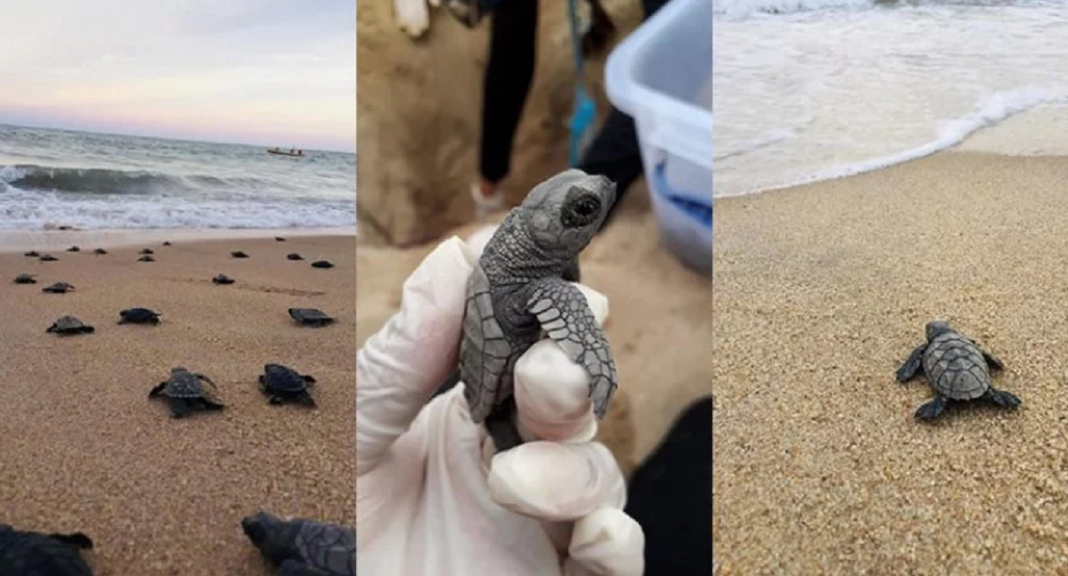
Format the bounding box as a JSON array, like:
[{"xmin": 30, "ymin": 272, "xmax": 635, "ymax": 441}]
[
  {"xmin": 393, "ymin": 0, "xmax": 441, "ymax": 38},
  {"xmin": 356, "ymin": 228, "xmax": 644, "ymax": 576}
]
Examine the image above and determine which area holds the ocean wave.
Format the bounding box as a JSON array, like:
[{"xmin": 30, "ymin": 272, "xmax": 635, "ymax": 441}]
[
  {"xmin": 713, "ymin": 127, "xmax": 803, "ymax": 162},
  {"xmin": 722, "ymin": 85, "xmax": 1068, "ymax": 196},
  {"xmin": 0, "ymin": 186, "xmax": 355, "ymax": 230},
  {"xmin": 713, "ymin": 0, "xmax": 1064, "ymax": 20},
  {"xmin": 0, "ymin": 164, "xmax": 292, "ymax": 196}
]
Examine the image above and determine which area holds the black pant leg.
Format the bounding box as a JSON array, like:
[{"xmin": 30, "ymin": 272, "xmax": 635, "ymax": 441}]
[{"xmin": 479, "ymin": 0, "xmax": 539, "ymax": 184}]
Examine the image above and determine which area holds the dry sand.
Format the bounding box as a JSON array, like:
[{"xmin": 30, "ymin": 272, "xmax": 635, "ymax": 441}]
[
  {"xmin": 356, "ymin": 185, "xmax": 711, "ymax": 474},
  {"xmin": 713, "ymin": 151, "xmax": 1068, "ymax": 574},
  {"xmin": 0, "ymin": 234, "xmax": 355, "ymax": 575}
]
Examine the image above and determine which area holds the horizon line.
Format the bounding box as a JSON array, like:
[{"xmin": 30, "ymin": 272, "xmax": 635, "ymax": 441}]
[{"xmin": 0, "ymin": 121, "xmax": 357, "ymax": 155}]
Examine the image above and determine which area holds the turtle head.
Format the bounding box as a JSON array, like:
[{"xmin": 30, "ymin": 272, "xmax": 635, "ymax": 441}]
[
  {"xmin": 241, "ymin": 512, "xmax": 294, "ymax": 564},
  {"xmin": 171, "ymin": 366, "xmax": 188, "ymax": 375},
  {"xmin": 518, "ymin": 169, "xmax": 616, "ymax": 259},
  {"xmin": 925, "ymin": 321, "xmax": 952, "ymax": 342}
]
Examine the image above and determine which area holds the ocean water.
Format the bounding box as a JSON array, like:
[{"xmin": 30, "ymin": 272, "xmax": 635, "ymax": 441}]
[
  {"xmin": 713, "ymin": 0, "xmax": 1068, "ymax": 197},
  {"xmin": 0, "ymin": 125, "xmax": 356, "ymax": 230}
]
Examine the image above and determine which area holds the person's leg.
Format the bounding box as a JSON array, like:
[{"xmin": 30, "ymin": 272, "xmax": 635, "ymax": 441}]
[
  {"xmin": 578, "ymin": 0, "xmax": 672, "ymax": 226},
  {"xmin": 476, "ymin": 0, "xmax": 539, "ymax": 218},
  {"xmin": 624, "ymin": 395, "xmax": 712, "ymax": 575}
]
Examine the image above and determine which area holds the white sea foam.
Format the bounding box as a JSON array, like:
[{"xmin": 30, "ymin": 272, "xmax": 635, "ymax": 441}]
[{"xmin": 713, "ymin": 1, "xmax": 1068, "ymax": 197}]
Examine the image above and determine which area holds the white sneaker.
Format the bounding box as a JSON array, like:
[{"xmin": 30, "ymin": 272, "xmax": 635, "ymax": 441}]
[{"xmin": 471, "ymin": 183, "xmax": 502, "ymax": 222}]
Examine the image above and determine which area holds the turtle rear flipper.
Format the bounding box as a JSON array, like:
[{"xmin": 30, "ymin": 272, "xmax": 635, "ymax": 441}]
[
  {"xmin": 896, "ymin": 344, "xmax": 927, "ymax": 383},
  {"xmin": 915, "ymin": 395, "xmax": 948, "ymax": 420},
  {"xmin": 169, "ymin": 399, "xmax": 192, "ymax": 418},
  {"xmin": 982, "ymin": 350, "xmax": 1005, "ymax": 371},
  {"xmin": 279, "ymin": 559, "xmax": 332, "ymax": 576},
  {"xmin": 294, "ymin": 391, "xmax": 316, "ymax": 408},
  {"xmin": 47, "ymin": 532, "xmax": 93, "ymax": 550},
  {"xmin": 985, "ymin": 387, "xmax": 1021, "ymax": 409},
  {"xmin": 79, "ymin": 326, "xmax": 95, "ymax": 334}
]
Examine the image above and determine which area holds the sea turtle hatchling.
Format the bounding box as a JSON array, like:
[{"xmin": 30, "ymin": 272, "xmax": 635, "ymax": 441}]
[
  {"xmin": 441, "ymin": 169, "xmax": 618, "ymax": 452},
  {"xmin": 212, "ymin": 274, "xmax": 235, "ymax": 285},
  {"xmin": 288, "ymin": 308, "xmax": 334, "ymax": 327},
  {"xmin": 231, "ymin": 250, "xmax": 249, "ymax": 258},
  {"xmin": 896, "ymin": 320, "xmax": 1021, "ymax": 420},
  {"xmin": 24, "ymin": 251, "xmax": 39, "ymax": 258},
  {"xmin": 42, "ymin": 282, "xmax": 75, "ymax": 294},
  {"xmin": 259, "ymin": 363, "xmax": 317, "ymax": 407},
  {"xmin": 275, "ymin": 236, "xmax": 286, "ymax": 242},
  {"xmin": 93, "ymin": 248, "xmax": 107, "ymax": 255},
  {"xmin": 138, "ymin": 255, "xmax": 155, "ymax": 262},
  {"xmin": 310, "ymin": 260, "xmax": 333, "ymax": 269},
  {"xmin": 139, "ymin": 248, "xmax": 154, "ymax": 255},
  {"xmin": 46, "ymin": 316, "xmax": 94, "ymax": 335},
  {"xmin": 287, "ymin": 253, "xmax": 303, "ymax": 261},
  {"xmin": 14, "ymin": 274, "xmax": 36, "ymax": 284},
  {"xmin": 163, "ymin": 241, "xmax": 172, "ymax": 246},
  {"xmin": 39, "ymin": 254, "xmax": 58, "ymax": 262},
  {"xmin": 241, "ymin": 512, "xmax": 355, "ymax": 576},
  {"xmin": 0, "ymin": 525, "xmax": 95, "ymax": 576},
  {"xmin": 148, "ymin": 367, "xmax": 225, "ymax": 418},
  {"xmin": 119, "ymin": 308, "xmax": 161, "ymax": 325}
]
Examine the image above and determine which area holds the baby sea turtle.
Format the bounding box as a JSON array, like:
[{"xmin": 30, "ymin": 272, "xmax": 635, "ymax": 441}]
[
  {"xmin": 46, "ymin": 316, "xmax": 94, "ymax": 335},
  {"xmin": 163, "ymin": 241, "xmax": 172, "ymax": 246},
  {"xmin": 311, "ymin": 260, "xmax": 334, "ymax": 269},
  {"xmin": 897, "ymin": 320, "xmax": 1021, "ymax": 420},
  {"xmin": 275, "ymin": 237, "xmax": 286, "ymax": 242},
  {"xmin": 138, "ymin": 255, "xmax": 155, "ymax": 262},
  {"xmin": 42, "ymin": 282, "xmax": 75, "ymax": 294},
  {"xmin": 288, "ymin": 308, "xmax": 334, "ymax": 327},
  {"xmin": 259, "ymin": 363, "xmax": 317, "ymax": 406},
  {"xmin": 24, "ymin": 251, "xmax": 39, "ymax": 258},
  {"xmin": 119, "ymin": 308, "xmax": 161, "ymax": 325},
  {"xmin": 212, "ymin": 274, "xmax": 235, "ymax": 285},
  {"xmin": 232, "ymin": 251, "xmax": 249, "ymax": 258},
  {"xmin": 14, "ymin": 274, "xmax": 36, "ymax": 284},
  {"xmin": 241, "ymin": 512, "xmax": 355, "ymax": 576},
  {"xmin": 93, "ymin": 248, "xmax": 107, "ymax": 255},
  {"xmin": 66, "ymin": 246, "xmax": 80, "ymax": 253},
  {"xmin": 39, "ymin": 254, "xmax": 58, "ymax": 262},
  {"xmin": 286, "ymin": 253, "xmax": 303, "ymax": 261},
  {"xmin": 148, "ymin": 367, "xmax": 225, "ymax": 418},
  {"xmin": 0, "ymin": 525, "xmax": 94, "ymax": 576},
  {"xmin": 139, "ymin": 248, "xmax": 154, "ymax": 255}
]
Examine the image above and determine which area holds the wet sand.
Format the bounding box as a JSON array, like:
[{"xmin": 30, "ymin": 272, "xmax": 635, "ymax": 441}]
[
  {"xmin": 356, "ymin": 186, "xmax": 712, "ymax": 474},
  {"xmin": 0, "ymin": 234, "xmax": 355, "ymax": 575},
  {"xmin": 713, "ymin": 151, "xmax": 1068, "ymax": 574}
]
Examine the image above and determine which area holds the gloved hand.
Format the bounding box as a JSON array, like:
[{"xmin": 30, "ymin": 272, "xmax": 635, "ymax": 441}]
[
  {"xmin": 393, "ymin": 0, "xmax": 440, "ymax": 38},
  {"xmin": 356, "ymin": 229, "xmax": 644, "ymax": 576}
]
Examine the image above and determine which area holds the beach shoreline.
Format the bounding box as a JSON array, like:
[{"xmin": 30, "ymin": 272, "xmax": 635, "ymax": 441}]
[{"xmin": 713, "ymin": 150, "xmax": 1068, "ymax": 574}]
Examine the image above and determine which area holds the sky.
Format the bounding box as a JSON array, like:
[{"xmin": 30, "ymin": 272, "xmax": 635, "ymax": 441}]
[{"xmin": 0, "ymin": 0, "xmax": 356, "ymax": 152}]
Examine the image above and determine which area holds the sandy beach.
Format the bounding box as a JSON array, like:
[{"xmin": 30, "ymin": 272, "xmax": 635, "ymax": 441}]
[
  {"xmin": 0, "ymin": 233, "xmax": 355, "ymax": 575},
  {"xmin": 356, "ymin": 185, "xmax": 712, "ymax": 474},
  {"xmin": 713, "ymin": 151, "xmax": 1068, "ymax": 574}
]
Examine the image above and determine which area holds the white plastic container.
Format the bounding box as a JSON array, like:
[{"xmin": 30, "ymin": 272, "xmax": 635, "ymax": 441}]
[{"xmin": 604, "ymin": 0, "xmax": 712, "ymax": 276}]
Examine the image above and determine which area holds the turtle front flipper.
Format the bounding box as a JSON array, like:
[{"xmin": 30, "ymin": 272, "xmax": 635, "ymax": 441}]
[
  {"xmin": 984, "ymin": 387, "xmax": 1021, "ymax": 409},
  {"xmin": 194, "ymin": 373, "xmax": 219, "ymax": 389},
  {"xmin": 896, "ymin": 344, "xmax": 927, "ymax": 383},
  {"xmin": 295, "ymin": 391, "xmax": 317, "ymax": 408},
  {"xmin": 148, "ymin": 382, "xmax": 168, "ymax": 398},
  {"xmin": 46, "ymin": 532, "xmax": 93, "ymax": 550},
  {"xmin": 302, "ymin": 375, "xmax": 317, "ymax": 385},
  {"xmin": 527, "ymin": 279, "xmax": 617, "ymax": 418},
  {"xmin": 915, "ymin": 395, "xmax": 948, "ymax": 420}
]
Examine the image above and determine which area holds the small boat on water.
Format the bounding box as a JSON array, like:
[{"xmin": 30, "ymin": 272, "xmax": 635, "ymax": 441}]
[{"xmin": 268, "ymin": 146, "xmax": 305, "ymax": 157}]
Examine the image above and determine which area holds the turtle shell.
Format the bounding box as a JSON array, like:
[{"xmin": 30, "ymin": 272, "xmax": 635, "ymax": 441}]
[
  {"xmin": 262, "ymin": 364, "xmax": 309, "ymax": 393},
  {"xmin": 47, "ymin": 316, "xmax": 94, "ymax": 334},
  {"xmin": 288, "ymin": 308, "xmax": 333, "ymax": 325},
  {"xmin": 120, "ymin": 308, "xmax": 160, "ymax": 323},
  {"xmin": 213, "ymin": 274, "xmax": 234, "ymax": 284},
  {"xmin": 310, "ymin": 260, "xmax": 334, "ymax": 269},
  {"xmin": 163, "ymin": 370, "xmax": 210, "ymax": 398},
  {"xmin": 14, "ymin": 274, "xmax": 35, "ymax": 284},
  {"xmin": 922, "ymin": 331, "xmax": 991, "ymax": 400}
]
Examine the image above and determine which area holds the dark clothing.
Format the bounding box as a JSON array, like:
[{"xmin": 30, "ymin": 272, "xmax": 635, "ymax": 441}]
[
  {"xmin": 479, "ymin": 0, "xmax": 539, "ymax": 183},
  {"xmin": 624, "ymin": 396, "xmax": 713, "ymax": 576},
  {"xmin": 480, "ymin": 0, "xmax": 671, "ymax": 224}
]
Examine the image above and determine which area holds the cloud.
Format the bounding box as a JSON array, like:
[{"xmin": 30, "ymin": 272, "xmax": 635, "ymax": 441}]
[{"xmin": 0, "ymin": 0, "xmax": 355, "ymax": 151}]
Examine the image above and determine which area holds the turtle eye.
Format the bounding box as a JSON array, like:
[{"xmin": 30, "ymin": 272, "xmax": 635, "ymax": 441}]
[{"xmin": 561, "ymin": 192, "xmax": 602, "ymax": 229}]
